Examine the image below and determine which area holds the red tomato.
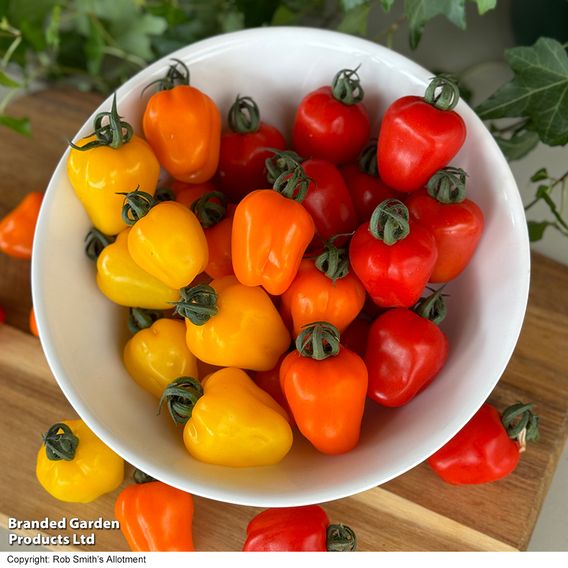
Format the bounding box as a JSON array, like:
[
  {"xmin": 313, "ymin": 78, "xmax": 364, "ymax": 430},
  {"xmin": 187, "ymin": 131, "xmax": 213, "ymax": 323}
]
[
  {"xmin": 243, "ymin": 505, "xmax": 356, "ymax": 552},
  {"xmin": 365, "ymin": 308, "xmax": 448, "ymax": 407},
  {"xmin": 217, "ymin": 96, "xmax": 286, "ymax": 202},
  {"xmin": 341, "ymin": 317, "xmax": 372, "ymax": 359},
  {"xmin": 349, "ymin": 199, "xmax": 438, "ymax": 308},
  {"xmin": 302, "ymin": 159, "xmax": 359, "ymax": 243},
  {"xmin": 406, "ymin": 184, "xmax": 484, "ymax": 283},
  {"xmin": 428, "ymin": 402, "xmax": 539, "ymax": 484},
  {"xmin": 377, "ymin": 77, "xmax": 466, "ymax": 192},
  {"xmin": 172, "ymin": 180, "xmax": 217, "ymax": 208},
  {"xmin": 340, "ymin": 140, "xmax": 400, "ymax": 222},
  {"xmin": 292, "ymin": 68, "xmax": 370, "ymax": 165}
]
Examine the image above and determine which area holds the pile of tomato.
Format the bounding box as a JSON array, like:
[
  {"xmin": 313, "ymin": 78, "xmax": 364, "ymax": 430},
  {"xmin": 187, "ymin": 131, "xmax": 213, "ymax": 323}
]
[{"xmin": 65, "ymin": 59, "xmax": 489, "ymax": 468}]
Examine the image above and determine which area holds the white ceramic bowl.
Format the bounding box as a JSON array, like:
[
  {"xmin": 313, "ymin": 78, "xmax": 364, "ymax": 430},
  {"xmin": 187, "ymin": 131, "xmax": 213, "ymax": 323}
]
[{"xmin": 32, "ymin": 27, "xmax": 530, "ymax": 507}]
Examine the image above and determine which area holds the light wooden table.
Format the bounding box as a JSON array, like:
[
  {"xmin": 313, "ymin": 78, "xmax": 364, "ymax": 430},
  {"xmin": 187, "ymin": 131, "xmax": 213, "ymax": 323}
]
[{"xmin": 1, "ymin": 89, "xmax": 568, "ymax": 551}]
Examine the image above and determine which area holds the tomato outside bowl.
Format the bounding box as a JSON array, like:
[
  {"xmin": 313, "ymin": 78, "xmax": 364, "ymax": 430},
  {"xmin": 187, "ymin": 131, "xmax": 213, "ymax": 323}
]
[{"xmin": 31, "ymin": 27, "xmax": 530, "ymax": 507}]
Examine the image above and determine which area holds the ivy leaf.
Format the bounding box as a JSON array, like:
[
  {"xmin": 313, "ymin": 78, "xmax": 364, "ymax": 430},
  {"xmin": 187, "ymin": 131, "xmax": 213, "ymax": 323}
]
[
  {"xmin": 476, "ymin": 38, "xmax": 568, "ymax": 147},
  {"xmin": 219, "ymin": 10, "xmax": 245, "ymax": 33},
  {"xmin": 380, "ymin": 0, "xmax": 396, "ymax": 11},
  {"xmin": 530, "ymin": 167, "xmax": 548, "ymax": 182},
  {"xmin": 45, "ymin": 4, "xmax": 61, "ymax": 50},
  {"xmin": 0, "ymin": 69, "xmax": 20, "ymax": 87},
  {"xmin": 115, "ymin": 14, "xmax": 167, "ymax": 61},
  {"xmin": 471, "ymin": 0, "xmax": 497, "ymax": 15},
  {"xmin": 404, "ymin": 0, "xmax": 466, "ymax": 50},
  {"xmin": 0, "ymin": 114, "xmax": 31, "ymax": 136},
  {"xmin": 494, "ymin": 129, "xmax": 539, "ymax": 161},
  {"xmin": 340, "ymin": 0, "xmax": 368, "ymax": 9},
  {"xmin": 337, "ymin": 3, "xmax": 370, "ymax": 36},
  {"xmin": 527, "ymin": 220, "xmax": 551, "ymax": 242}
]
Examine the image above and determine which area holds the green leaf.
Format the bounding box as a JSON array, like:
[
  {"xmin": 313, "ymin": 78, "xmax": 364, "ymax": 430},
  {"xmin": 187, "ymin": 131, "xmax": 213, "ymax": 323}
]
[
  {"xmin": 470, "ymin": 0, "xmax": 497, "ymax": 15},
  {"xmin": 494, "ymin": 129, "xmax": 539, "ymax": 161},
  {"xmin": 8, "ymin": 0, "xmax": 57, "ymax": 51},
  {"xmin": 219, "ymin": 10, "xmax": 245, "ymax": 33},
  {"xmin": 236, "ymin": 0, "xmax": 281, "ymax": 26},
  {"xmin": 530, "ymin": 167, "xmax": 549, "ymax": 182},
  {"xmin": 45, "ymin": 4, "xmax": 61, "ymax": 50},
  {"xmin": 380, "ymin": 0, "xmax": 396, "ymax": 11},
  {"xmin": 340, "ymin": 0, "xmax": 368, "ymax": 9},
  {"xmin": 114, "ymin": 14, "xmax": 168, "ymax": 61},
  {"xmin": 0, "ymin": 114, "xmax": 31, "ymax": 136},
  {"xmin": 476, "ymin": 38, "xmax": 568, "ymax": 146},
  {"xmin": 84, "ymin": 18, "xmax": 105, "ymax": 75},
  {"xmin": 0, "ymin": 69, "xmax": 20, "ymax": 88},
  {"xmin": 527, "ymin": 220, "xmax": 551, "ymax": 242},
  {"xmin": 337, "ymin": 3, "xmax": 370, "ymax": 36},
  {"xmin": 405, "ymin": 0, "xmax": 466, "ymax": 49}
]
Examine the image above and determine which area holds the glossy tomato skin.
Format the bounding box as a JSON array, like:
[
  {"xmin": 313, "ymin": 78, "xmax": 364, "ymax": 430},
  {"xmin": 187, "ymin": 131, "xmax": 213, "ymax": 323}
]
[
  {"xmin": 293, "ymin": 86, "xmax": 370, "ymax": 165},
  {"xmin": 243, "ymin": 505, "xmax": 329, "ymax": 551},
  {"xmin": 377, "ymin": 96, "xmax": 466, "ymax": 192},
  {"xmin": 349, "ymin": 220, "xmax": 438, "ymax": 308},
  {"xmin": 406, "ymin": 189, "xmax": 484, "ymax": 282},
  {"xmin": 428, "ymin": 403, "xmax": 521, "ymax": 484},
  {"xmin": 217, "ymin": 123, "xmax": 286, "ymax": 202},
  {"xmin": 280, "ymin": 347, "xmax": 368, "ymax": 455},
  {"xmin": 341, "ymin": 316, "xmax": 372, "ymax": 359},
  {"xmin": 302, "ymin": 159, "xmax": 359, "ymax": 243},
  {"xmin": 340, "ymin": 163, "xmax": 400, "ymax": 223},
  {"xmin": 365, "ymin": 309, "xmax": 449, "ymax": 407}
]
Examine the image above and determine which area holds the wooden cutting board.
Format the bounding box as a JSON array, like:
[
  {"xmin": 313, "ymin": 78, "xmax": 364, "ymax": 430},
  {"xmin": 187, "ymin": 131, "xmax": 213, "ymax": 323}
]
[{"xmin": 1, "ymin": 89, "xmax": 568, "ymax": 552}]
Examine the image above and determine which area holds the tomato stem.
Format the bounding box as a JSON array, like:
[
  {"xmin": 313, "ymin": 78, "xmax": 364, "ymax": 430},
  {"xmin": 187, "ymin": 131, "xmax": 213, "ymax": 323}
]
[
  {"xmin": 84, "ymin": 227, "xmax": 115, "ymax": 261},
  {"xmin": 132, "ymin": 469, "xmax": 156, "ymax": 484},
  {"xmin": 158, "ymin": 377, "xmax": 204, "ymax": 425},
  {"xmin": 332, "ymin": 67, "xmax": 364, "ymax": 105},
  {"xmin": 427, "ymin": 167, "xmax": 468, "ymax": 204},
  {"xmin": 228, "ymin": 95, "xmax": 261, "ymax": 134},
  {"xmin": 413, "ymin": 286, "xmax": 447, "ymax": 325},
  {"xmin": 424, "ymin": 76, "xmax": 461, "ymax": 111},
  {"xmin": 69, "ymin": 94, "xmax": 133, "ymax": 151},
  {"xmin": 191, "ymin": 191, "xmax": 227, "ymax": 229},
  {"xmin": 155, "ymin": 187, "xmax": 176, "ymax": 203},
  {"xmin": 501, "ymin": 402, "xmax": 540, "ymax": 451},
  {"xmin": 265, "ymin": 149, "xmax": 304, "ymax": 185},
  {"xmin": 118, "ymin": 186, "xmax": 155, "ymax": 225},
  {"xmin": 272, "ymin": 157, "xmax": 312, "ymax": 204},
  {"xmin": 173, "ymin": 284, "xmax": 219, "ymax": 326},
  {"xmin": 315, "ymin": 239, "xmax": 350, "ymax": 282},
  {"xmin": 296, "ymin": 322, "xmax": 341, "ymax": 360},
  {"xmin": 143, "ymin": 58, "xmax": 190, "ymax": 93},
  {"xmin": 358, "ymin": 139, "xmax": 378, "ymax": 177},
  {"xmin": 327, "ymin": 524, "xmax": 357, "ymax": 552},
  {"xmin": 42, "ymin": 423, "xmax": 79, "ymax": 462},
  {"xmin": 127, "ymin": 307, "xmax": 163, "ymax": 334},
  {"xmin": 369, "ymin": 199, "xmax": 410, "ymax": 245}
]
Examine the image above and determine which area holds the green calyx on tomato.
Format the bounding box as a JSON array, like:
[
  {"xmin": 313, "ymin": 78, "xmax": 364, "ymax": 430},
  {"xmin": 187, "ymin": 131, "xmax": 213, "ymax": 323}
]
[
  {"xmin": 173, "ymin": 284, "xmax": 219, "ymax": 325},
  {"xmin": 423, "ymin": 75, "xmax": 461, "ymax": 112},
  {"xmin": 84, "ymin": 227, "xmax": 116, "ymax": 261},
  {"xmin": 296, "ymin": 322, "xmax": 341, "ymax": 361},
  {"xmin": 228, "ymin": 95, "xmax": 261, "ymax": 134},
  {"xmin": 501, "ymin": 402, "xmax": 540, "ymax": 450},
  {"xmin": 331, "ymin": 67, "xmax": 364, "ymax": 106},
  {"xmin": 191, "ymin": 191, "xmax": 227, "ymax": 229},
  {"xmin": 427, "ymin": 167, "xmax": 468, "ymax": 204},
  {"xmin": 69, "ymin": 94, "xmax": 133, "ymax": 151},
  {"xmin": 265, "ymin": 150, "xmax": 304, "ymax": 185},
  {"xmin": 144, "ymin": 58, "xmax": 190, "ymax": 93},
  {"xmin": 314, "ymin": 238, "xmax": 351, "ymax": 282},
  {"xmin": 413, "ymin": 286, "xmax": 447, "ymax": 325},
  {"xmin": 118, "ymin": 187, "xmax": 155, "ymax": 225},
  {"xmin": 357, "ymin": 139, "xmax": 378, "ymax": 177},
  {"xmin": 127, "ymin": 307, "xmax": 163, "ymax": 334},
  {"xmin": 369, "ymin": 199, "xmax": 410, "ymax": 245},
  {"xmin": 158, "ymin": 376, "xmax": 204, "ymax": 425}
]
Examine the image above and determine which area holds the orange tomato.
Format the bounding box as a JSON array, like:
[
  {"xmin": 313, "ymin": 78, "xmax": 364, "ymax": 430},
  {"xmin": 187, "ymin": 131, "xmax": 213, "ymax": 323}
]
[{"xmin": 0, "ymin": 192, "xmax": 43, "ymax": 259}]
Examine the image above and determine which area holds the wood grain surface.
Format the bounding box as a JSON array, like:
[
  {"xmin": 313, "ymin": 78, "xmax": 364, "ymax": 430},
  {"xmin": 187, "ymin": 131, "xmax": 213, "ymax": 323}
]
[{"xmin": 1, "ymin": 89, "xmax": 568, "ymax": 552}]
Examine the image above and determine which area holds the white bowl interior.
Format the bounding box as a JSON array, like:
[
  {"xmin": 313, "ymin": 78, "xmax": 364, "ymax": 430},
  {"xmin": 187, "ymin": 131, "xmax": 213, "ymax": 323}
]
[{"xmin": 32, "ymin": 27, "xmax": 530, "ymax": 507}]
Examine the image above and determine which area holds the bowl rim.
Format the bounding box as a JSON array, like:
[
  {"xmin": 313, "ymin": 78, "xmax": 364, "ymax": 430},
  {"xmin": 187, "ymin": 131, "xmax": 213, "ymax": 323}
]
[{"xmin": 31, "ymin": 25, "xmax": 531, "ymax": 507}]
